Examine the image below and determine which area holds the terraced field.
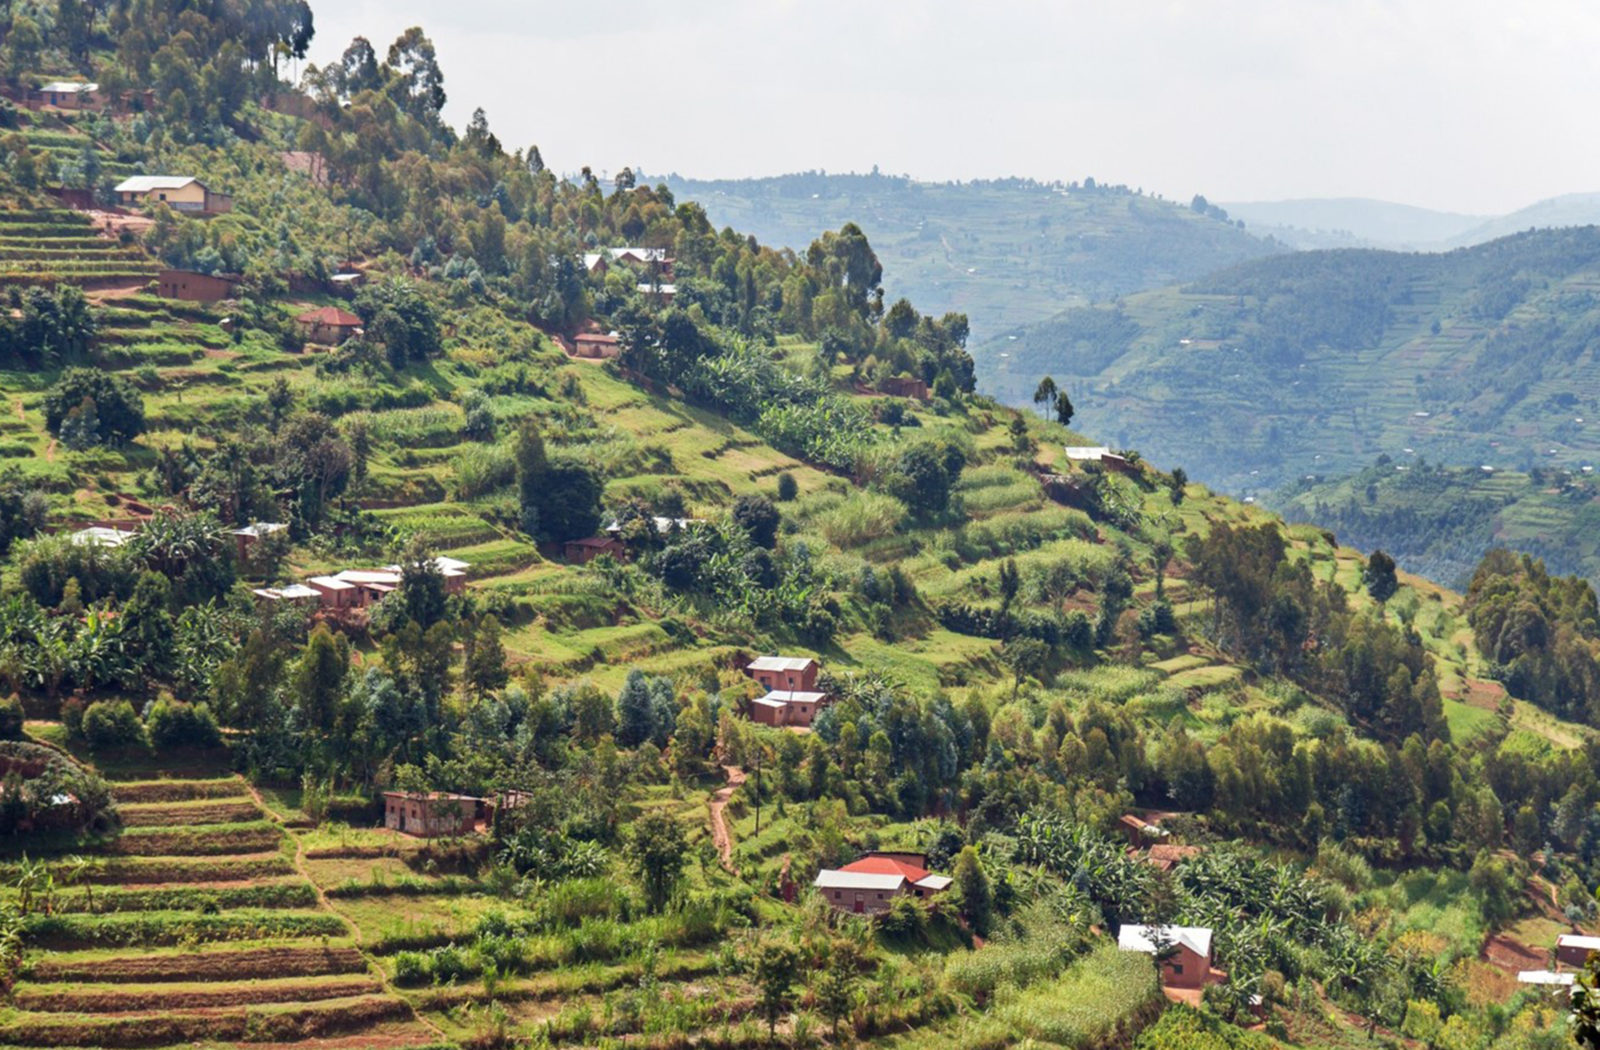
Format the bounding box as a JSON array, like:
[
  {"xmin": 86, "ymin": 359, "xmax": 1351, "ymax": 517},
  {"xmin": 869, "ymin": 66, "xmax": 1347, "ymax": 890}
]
[
  {"xmin": 0, "ymin": 208, "xmax": 157, "ymax": 288},
  {"xmin": 3, "ymin": 773, "xmax": 445, "ymax": 1050}
]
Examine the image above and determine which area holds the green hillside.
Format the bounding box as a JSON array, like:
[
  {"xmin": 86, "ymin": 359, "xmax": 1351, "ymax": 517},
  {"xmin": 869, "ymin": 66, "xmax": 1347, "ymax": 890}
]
[
  {"xmin": 0, "ymin": 4, "xmax": 1592, "ymax": 1050},
  {"xmin": 980, "ymin": 227, "xmax": 1600, "ymax": 500},
  {"xmin": 1281, "ymin": 457, "xmax": 1600, "ymax": 591},
  {"xmin": 663, "ymin": 172, "xmax": 1283, "ymax": 340}
]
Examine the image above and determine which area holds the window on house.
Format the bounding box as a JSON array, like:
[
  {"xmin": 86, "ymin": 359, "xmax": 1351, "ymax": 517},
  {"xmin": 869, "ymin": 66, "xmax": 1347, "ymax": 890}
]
[{"xmin": 1172, "ymin": 964, "xmax": 1183, "ymax": 975}]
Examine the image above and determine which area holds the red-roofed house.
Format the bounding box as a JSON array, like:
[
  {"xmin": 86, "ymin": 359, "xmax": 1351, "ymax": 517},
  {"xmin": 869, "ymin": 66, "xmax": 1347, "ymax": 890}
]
[
  {"xmin": 296, "ymin": 305, "xmax": 363, "ymax": 345},
  {"xmin": 813, "ymin": 851, "xmax": 952, "ymax": 914}
]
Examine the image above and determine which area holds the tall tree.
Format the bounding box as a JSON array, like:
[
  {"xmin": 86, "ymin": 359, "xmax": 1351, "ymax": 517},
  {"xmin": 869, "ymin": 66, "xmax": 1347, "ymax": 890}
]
[
  {"xmin": 628, "ymin": 811, "xmax": 687, "ymax": 913},
  {"xmin": 1032, "ymin": 376, "xmax": 1058, "ymax": 419}
]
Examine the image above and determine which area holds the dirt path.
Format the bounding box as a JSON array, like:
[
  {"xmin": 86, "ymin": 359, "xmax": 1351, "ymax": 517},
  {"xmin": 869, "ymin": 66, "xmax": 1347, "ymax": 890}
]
[
  {"xmin": 709, "ymin": 765, "xmax": 746, "ymax": 874},
  {"xmin": 242, "ymin": 781, "xmax": 450, "ymax": 1045}
]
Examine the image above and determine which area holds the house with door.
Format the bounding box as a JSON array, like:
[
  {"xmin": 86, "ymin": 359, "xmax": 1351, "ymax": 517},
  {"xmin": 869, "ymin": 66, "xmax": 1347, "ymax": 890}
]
[
  {"xmin": 295, "ymin": 305, "xmax": 363, "ymax": 345},
  {"xmin": 115, "ymin": 176, "xmax": 233, "ymax": 215},
  {"xmin": 382, "ymin": 791, "xmax": 484, "ymax": 837},
  {"xmin": 159, "ymin": 269, "xmax": 242, "ymax": 303},
  {"xmin": 813, "ymin": 851, "xmax": 952, "ymax": 914},
  {"xmin": 32, "ymin": 80, "xmax": 100, "ymax": 110},
  {"xmin": 1118, "ymin": 924, "xmax": 1225, "ymax": 990},
  {"xmin": 1557, "ymin": 933, "xmax": 1600, "ymax": 970},
  {"xmin": 751, "ymin": 689, "xmax": 830, "ymax": 728}
]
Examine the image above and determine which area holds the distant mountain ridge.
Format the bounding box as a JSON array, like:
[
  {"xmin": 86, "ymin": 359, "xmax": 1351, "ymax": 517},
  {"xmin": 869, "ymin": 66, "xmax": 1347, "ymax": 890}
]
[
  {"xmin": 660, "ymin": 171, "xmax": 1282, "ymax": 340},
  {"xmin": 1222, "ymin": 192, "xmax": 1600, "ymax": 250}
]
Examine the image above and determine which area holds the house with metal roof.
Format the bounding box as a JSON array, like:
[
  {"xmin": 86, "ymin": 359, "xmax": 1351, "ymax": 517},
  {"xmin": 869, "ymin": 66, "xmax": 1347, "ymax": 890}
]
[
  {"xmin": 114, "ymin": 176, "xmax": 232, "ymax": 214},
  {"xmin": 751, "ymin": 690, "xmax": 830, "ymax": 729},
  {"xmin": 746, "ymin": 655, "xmax": 820, "ymax": 693},
  {"xmin": 1557, "ymin": 933, "xmax": 1600, "ymax": 969},
  {"xmin": 69, "ymin": 526, "xmax": 136, "ymax": 548},
  {"xmin": 1118, "ymin": 924, "xmax": 1224, "ymax": 990},
  {"xmin": 814, "ymin": 852, "xmax": 952, "ymax": 914}
]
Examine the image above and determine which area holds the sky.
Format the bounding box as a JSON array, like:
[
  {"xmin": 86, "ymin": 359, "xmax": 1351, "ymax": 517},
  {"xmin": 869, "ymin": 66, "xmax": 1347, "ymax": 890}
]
[{"xmin": 303, "ymin": 0, "xmax": 1600, "ymax": 216}]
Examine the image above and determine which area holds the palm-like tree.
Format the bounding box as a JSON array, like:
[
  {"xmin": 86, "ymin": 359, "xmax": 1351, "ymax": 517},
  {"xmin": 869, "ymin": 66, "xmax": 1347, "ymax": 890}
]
[
  {"xmin": 58, "ymin": 854, "xmax": 98, "ymax": 914},
  {"xmin": 13, "ymin": 855, "xmax": 50, "ymax": 916}
]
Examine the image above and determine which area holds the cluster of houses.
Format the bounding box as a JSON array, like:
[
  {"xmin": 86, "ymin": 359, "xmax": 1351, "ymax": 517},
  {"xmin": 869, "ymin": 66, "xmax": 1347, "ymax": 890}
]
[
  {"xmin": 582, "ymin": 246, "xmax": 677, "ymax": 303},
  {"xmin": 562, "ymin": 515, "xmax": 701, "ymax": 565},
  {"xmin": 68, "ymin": 520, "xmax": 470, "ymax": 618},
  {"xmin": 253, "ymin": 553, "xmax": 469, "ymax": 616},
  {"xmin": 1517, "ymin": 933, "xmax": 1600, "ymax": 992},
  {"xmin": 561, "ymin": 247, "xmax": 677, "ymax": 361}
]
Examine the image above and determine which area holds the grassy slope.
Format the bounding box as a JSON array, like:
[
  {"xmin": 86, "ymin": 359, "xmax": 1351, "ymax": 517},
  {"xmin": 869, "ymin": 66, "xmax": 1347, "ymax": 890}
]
[{"xmin": 663, "ymin": 173, "xmax": 1280, "ymax": 340}]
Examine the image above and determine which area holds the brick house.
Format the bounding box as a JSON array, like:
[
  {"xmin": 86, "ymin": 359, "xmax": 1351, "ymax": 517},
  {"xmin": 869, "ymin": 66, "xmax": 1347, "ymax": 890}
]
[
  {"xmin": 1118, "ymin": 924, "xmax": 1225, "ymax": 990},
  {"xmin": 881, "ymin": 375, "xmax": 930, "ymax": 401},
  {"xmin": 158, "ymin": 269, "xmax": 242, "ymax": 303},
  {"xmin": 564, "ymin": 536, "xmax": 627, "ymax": 564},
  {"xmin": 382, "ymin": 792, "xmax": 483, "ymax": 837},
  {"xmin": 814, "ymin": 852, "xmax": 952, "ymax": 914},
  {"xmin": 746, "ymin": 656, "xmax": 820, "ymax": 693},
  {"xmin": 227, "ymin": 521, "xmax": 287, "ymax": 564},
  {"xmin": 295, "ymin": 305, "xmax": 363, "ymax": 345},
  {"xmin": 751, "ymin": 690, "xmax": 830, "ymax": 728},
  {"xmin": 1557, "ymin": 934, "xmax": 1600, "ymax": 970}
]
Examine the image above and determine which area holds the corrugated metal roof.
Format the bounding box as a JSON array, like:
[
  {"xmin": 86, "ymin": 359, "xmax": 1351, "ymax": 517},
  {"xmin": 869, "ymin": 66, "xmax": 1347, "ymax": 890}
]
[
  {"xmin": 747, "ymin": 656, "xmax": 817, "ymax": 673},
  {"xmin": 115, "ymin": 175, "xmax": 199, "ymax": 192},
  {"xmin": 1118, "ymin": 924, "xmax": 1213, "ymax": 958},
  {"xmin": 814, "ymin": 870, "xmax": 905, "ymax": 891}
]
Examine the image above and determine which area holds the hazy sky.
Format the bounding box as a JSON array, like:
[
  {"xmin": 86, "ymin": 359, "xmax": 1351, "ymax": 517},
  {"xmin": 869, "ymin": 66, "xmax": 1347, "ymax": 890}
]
[{"xmin": 304, "ymin": 1, "xmax": 1600, "ymax": 216}]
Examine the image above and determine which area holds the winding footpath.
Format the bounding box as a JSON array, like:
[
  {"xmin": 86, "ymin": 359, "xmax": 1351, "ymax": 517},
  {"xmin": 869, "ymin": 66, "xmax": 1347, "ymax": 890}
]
[{"xmin": 708, "ymin": 765, "xmax": 746, "ymax": 874}]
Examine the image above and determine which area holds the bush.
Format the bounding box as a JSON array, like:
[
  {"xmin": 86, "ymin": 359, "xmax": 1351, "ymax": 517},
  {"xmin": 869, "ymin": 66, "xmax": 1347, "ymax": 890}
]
[
  {"xmin": 144, "ymin": 698, "xmax": 222, "ymax": 749},
  {"xmin": 429, "ymin": 945, "xmax": 471, "ymax": 984},
  {"xmin": 0, "ymin": 696, "xmax": 22, "ymax": 741},
  {"xmin": 1137, "ymin": 600, "xmax": 1177, "ymax": 638},
  {"xmin": 776, "ymin": 472, "xmax": 798, "ymax": 502},
  {"xmin": 61, "ymin": 697, "xmax": 86, "ymax": 739},
  {"xmin": 392, "ymin": 950, "xmax": 431, "ymax": 986},
  {"xmin": 81, "ymin": 700, "xmax": 145, "ymax": 750}
]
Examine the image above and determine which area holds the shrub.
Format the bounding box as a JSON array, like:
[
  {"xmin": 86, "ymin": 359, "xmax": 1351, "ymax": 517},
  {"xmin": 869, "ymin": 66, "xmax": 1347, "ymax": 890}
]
[
  {"xmin": 775, "ymin": 472, "xmax": 798, "ymax": 502},
  {"xmin": 144, "ymin": 698, "xmax": 222, "ymax": 749},
  {"xmin": 392, "ymin": 950, "xmax": 431, "ymax": 986},
  {"xmin": 81, "ymin": 700, "xmax": 145, "ymax": 750},
  {"xmin": 429, "ymin": 945, "xmax": 471, "ymax": 984},
  {"xmin": 0, "ymin": 696, "xmax": 22, "ymax": 741},
  {"xmin": 60, "ymin": 697, "xmax": 86, "ymax": 739}
]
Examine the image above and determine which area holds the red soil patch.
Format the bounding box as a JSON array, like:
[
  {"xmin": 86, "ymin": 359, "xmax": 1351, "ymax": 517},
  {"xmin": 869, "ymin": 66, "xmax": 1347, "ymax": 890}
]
[
  {"xmin": 1482, "ymin": 932, "xmax": 1544, "ymax": 975},
  {"xmin": 1458, "ymin": 678, "xmax": 1507, "ymax": 710}
]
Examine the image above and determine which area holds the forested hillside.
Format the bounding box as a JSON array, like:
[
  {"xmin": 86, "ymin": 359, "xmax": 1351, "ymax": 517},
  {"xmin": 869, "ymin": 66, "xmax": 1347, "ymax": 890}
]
[
  {"xmin": 0, "ymin": 4, "xmax": 1591, "ymax": 1050},
  {"xmin": 981, "ymin": 228, "xmax": 1600, "ymax": 500},
  {"xmin": 663, "ymin": 171, "xmax": 1282, "ymax": 340}
]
